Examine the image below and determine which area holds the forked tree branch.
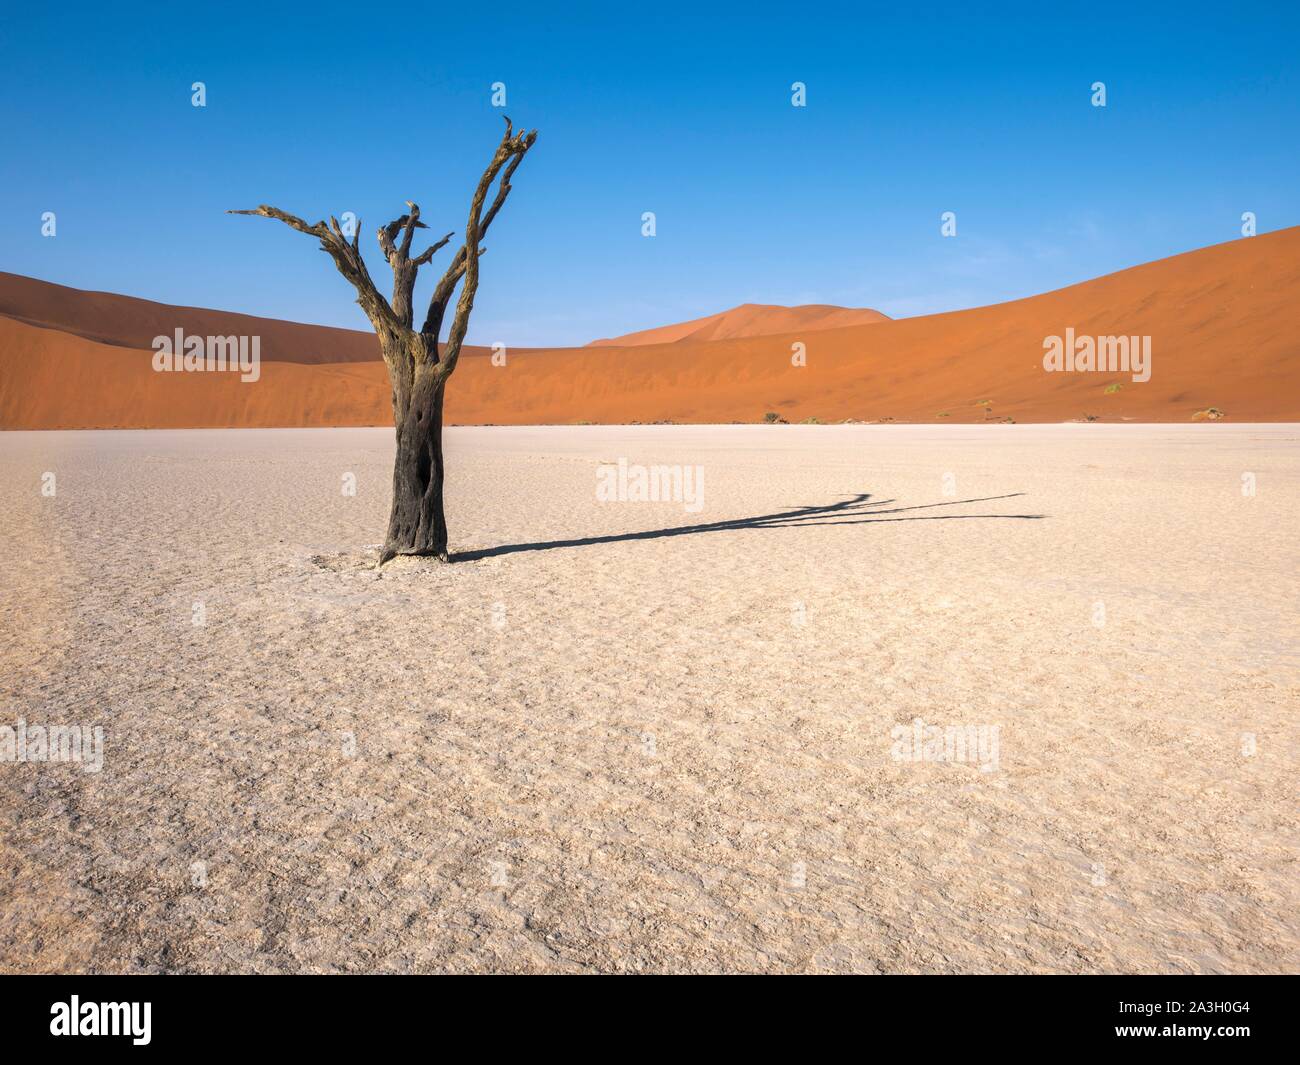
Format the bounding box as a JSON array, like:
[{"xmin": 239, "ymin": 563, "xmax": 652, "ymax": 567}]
[
  {"xmin": 226, "ymin": 205, "xmax": 396, "ymax": 332},
  {"xmin": 377, "ymin": 214, "xmax": 411, "ymax": 263},
  {"xmin": 398, "ymin": 201, "xmax": 427, "ymax": 258},
  {"xmin": 426, "ymin": 117, "xmax": 537, "ymax": 380},
  {"xmin": 229, "ymin": 117, "xmax": 536, "ymax": 372},
  {"xmin": 412, "ymin": 231, "xmax": 454, "ymax": 267}
]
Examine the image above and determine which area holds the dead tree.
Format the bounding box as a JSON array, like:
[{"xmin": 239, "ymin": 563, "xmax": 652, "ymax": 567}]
[{"xmin": 230, "ymin": 118, "xmax": 537, "ymax": 563}]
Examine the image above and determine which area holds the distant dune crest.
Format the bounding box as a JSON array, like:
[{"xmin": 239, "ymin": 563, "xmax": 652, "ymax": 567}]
[
  {"xmin": 587, "ymin": 303, "xmax": 890, "ymax": 347},
  {"xmin": 0, "ymin": 271, "xmax": 378, "ymax": 365}
]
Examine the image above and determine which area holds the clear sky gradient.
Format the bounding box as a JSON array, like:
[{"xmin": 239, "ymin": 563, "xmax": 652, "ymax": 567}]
[{"xmin": 1, "ymin": 1, "xmax": 1296, "ymax": 347}]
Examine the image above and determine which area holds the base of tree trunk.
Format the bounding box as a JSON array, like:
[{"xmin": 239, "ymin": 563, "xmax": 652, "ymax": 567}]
[
  {"xmin": 381, "ymin": 370, "xmax": 450, "ymax": 565},
  {"xmin": 378, "ymin": 544, "xmax": 451, "ymax": 565}
]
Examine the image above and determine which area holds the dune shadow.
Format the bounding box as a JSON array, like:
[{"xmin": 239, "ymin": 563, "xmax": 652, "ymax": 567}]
[{"xmin": 452, "ymin": 492, "xmax": 1044, "ymax": 562}]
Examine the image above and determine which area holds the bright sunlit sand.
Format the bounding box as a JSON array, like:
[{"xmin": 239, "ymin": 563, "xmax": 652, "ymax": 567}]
[{"xmin": 1, "ymin": 424, "xmax": 1296, "ymax": 973}]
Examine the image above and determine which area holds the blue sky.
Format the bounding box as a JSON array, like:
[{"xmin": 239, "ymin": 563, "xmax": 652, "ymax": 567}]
[{"xmin": 1, "ymin": 1, "xmax": 1296, "ymax": 347}]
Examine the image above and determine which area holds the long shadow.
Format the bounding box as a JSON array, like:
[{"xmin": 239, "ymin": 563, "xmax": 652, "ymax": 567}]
[{"xmin": 452, "ymin": 492, "xmax": 1044, "ymax": 562}]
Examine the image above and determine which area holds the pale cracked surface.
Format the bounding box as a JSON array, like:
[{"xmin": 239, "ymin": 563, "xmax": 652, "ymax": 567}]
[{"xmin": 1, "ymin": 425, "xmax": 1296, "ymax": 973}]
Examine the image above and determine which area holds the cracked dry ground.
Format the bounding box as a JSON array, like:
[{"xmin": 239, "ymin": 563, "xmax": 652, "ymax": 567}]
[{"xmin": 1, "ymin": 425, "xmax": 1296, "ymax": 972}]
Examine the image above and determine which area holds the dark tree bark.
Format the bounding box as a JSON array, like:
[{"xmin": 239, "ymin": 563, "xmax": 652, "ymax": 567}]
[{"xmin": 229, "ymin": 118, "xmax": 537, "ymax": 563}]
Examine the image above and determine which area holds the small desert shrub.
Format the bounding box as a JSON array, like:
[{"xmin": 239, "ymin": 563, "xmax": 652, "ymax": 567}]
[
  {"xmin": 1193, "ymin": 407, "xmax": 1225, "ymax": 421},
  {"xmin": 763, "ymin": 412, "xmax": 788, "ymax": 424},
  {"xmin": 936, "ymin": 412, "xmax": 950, "ymax": 418},
  {"xmin": 800, "ymin": 416, "xmax": 821, "ymax": 424},
  {"xmin": 1104, "ymin": 383, "xmax": 1123, "ymax": 394}
]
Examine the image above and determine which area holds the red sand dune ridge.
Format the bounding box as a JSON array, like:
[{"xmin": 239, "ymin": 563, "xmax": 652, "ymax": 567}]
[
  {"xmin": 587, "ymin": 303, "xmax": 890, "ymax": 346},
  {"xmin": 1, "ymin": 227, "xmax": 1297, "ymax": 428},
  {"xmin": 0, "ymin": 270, "xmax": 379, "ymax": 364}
]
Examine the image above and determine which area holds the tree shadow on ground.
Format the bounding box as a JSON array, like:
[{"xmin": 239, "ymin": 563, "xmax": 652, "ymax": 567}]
[{"xmin": 452, "ymin": 492, "xmax": 1044, "ymax": 562}]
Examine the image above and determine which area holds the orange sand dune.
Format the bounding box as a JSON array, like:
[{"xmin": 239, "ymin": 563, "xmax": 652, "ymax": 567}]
[
  {"xmin": 587, "ymin": 303, "xmax": 890, "ymax": 346},
  {"xmin": 1, "ymin": 228, "xmax": 1297, "ymax": 428},
  {"xmin": 0, "ymin": 316, "xmax": 389, "ymax": 429},
  {"xmin": 0, "ymin": 271, "xmax": 380, "ymax": 365}
]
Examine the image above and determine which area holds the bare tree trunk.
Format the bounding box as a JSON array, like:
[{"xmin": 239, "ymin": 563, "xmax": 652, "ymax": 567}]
[
  {"xmin": 383, "ymin": 351, "xmax": 448, "ymax": 563},
  {"xmin": 230, "ymin": 118, "xmax": 537, "ymax": 564}
]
